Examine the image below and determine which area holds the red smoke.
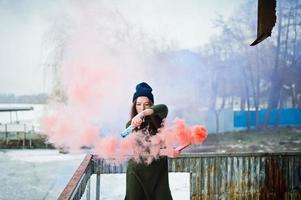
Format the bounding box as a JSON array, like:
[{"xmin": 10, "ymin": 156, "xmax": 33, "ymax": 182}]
[
  {"xmin": 161, "ymin": 119, "xmax": 208, "ymax": 150},
  {"xmin": 40, "ymin": 64, "xmax": 207, "ymax": 163},
  {"xmin": 41, "ymin": 112, "xmax": 208, "ymax": 164},
  {"xmin": 192, "ymin": 125, "xmax": 208, "ymax": 144}
]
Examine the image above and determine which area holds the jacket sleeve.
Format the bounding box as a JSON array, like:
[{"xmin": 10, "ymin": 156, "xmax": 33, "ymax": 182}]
[
  {"xmin": 126, "ymin": 120, "xmax": 131, "ymax": 128},
  {"xmin": 150, "ymin": 104, "xmax": 168, "ymax": 119}
]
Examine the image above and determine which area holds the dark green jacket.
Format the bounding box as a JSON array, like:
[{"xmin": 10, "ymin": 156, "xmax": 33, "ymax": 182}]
[{"xmin": 125, "ymin": 104, "xmax": 173, "ymax": 200}]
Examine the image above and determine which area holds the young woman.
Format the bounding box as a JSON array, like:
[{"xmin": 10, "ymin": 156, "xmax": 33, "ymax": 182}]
[{"xmin": 124, "ymin": 82, "xmax": 180, "ymax": 200}]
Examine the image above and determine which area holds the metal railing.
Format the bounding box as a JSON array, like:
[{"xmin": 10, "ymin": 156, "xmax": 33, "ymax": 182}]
[
  {"xmin": 0, "ymin": 123, "xmax": 38, "ymax": 148},
  {"xmin": 59, "ymin": 152, "xmax": 301, "ymax": 200}
]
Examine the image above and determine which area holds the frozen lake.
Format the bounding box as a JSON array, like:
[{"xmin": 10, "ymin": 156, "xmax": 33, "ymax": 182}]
[
  {"xmin": 0, "ymin": 149, "xmax": 85, "ymax": 200},
  {"xmin": 0, "ymin": 150, "xmax": 189, "ymax": 200}
]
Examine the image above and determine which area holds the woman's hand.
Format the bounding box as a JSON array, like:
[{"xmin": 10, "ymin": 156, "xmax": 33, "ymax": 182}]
[
  {"xmin": 131, "ymin": 112, "xmax": 144, "ymax": 128},
  {"xmin": 159, "ymin": 148, "xmax": 181, "ymax": 158},
  {"xmin": 131, "ymin": 109, "xmax": 154, "ymax": 128}
]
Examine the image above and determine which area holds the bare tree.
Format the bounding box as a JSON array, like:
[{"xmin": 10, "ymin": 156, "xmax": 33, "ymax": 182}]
[{"xmin": 264, "ymin": 0, "xmax": 301, "ymax": 127}]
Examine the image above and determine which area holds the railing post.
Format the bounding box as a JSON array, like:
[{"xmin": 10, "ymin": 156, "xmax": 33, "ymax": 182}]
[
  {"xmin": 5, "ymin": 124, "xmax": 8, "ymax": 146},
  {"xmin": 29, "ymin": 125, "xmax": 34, "ymax": 149},
  {"xmin": 190, "ymin": 172, "xmax": 193, "ymax": 200},
  {"xmin": 9, "ymin": 111, "xmax": 12, "ymax": 123},
  {"xmin": 96, "ymin": 172, "xmax": 100, "ymax": 200},
  {"xmin": 23, "ymin": 124, "xmax": 26, "ymax": 149},
  {"xmin": 86, "ymin": 178, "xmax": 90, "ymax": 200},
  {"xmin": 17, "ymin": 132, "xmax": 20, "ymax": 148}
]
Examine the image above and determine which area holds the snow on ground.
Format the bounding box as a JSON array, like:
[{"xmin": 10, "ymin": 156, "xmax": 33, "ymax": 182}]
[{"xmin": 0, "ymin": 150, "xmax": 189, "ymax": 200}]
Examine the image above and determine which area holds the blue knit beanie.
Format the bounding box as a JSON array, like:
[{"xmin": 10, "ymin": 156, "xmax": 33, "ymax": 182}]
[{"xmin": 132, "ymin": 82, "xmax": 154, "ymax": 103}]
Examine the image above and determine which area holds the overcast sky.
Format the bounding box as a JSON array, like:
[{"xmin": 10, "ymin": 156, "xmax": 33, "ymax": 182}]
[{"xmin": 0, "ymin": 0, "xmax": 245, "ymax": 95}]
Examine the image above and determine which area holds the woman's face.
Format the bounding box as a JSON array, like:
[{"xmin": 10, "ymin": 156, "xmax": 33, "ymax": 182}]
[{"xmin": 135, "ymin": 96, "xmax": 151, "ymax": 113}]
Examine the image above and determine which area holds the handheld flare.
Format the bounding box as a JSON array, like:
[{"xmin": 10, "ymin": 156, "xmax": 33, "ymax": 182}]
[{"xmin": 121, "ymin": 125, "xmax": 135, "ymax": 138}]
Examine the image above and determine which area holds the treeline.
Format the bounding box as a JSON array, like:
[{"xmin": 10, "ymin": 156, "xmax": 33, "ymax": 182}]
[{"xmin": 0, "ymin": 93, "xmax": 48, "ymax": 104}]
